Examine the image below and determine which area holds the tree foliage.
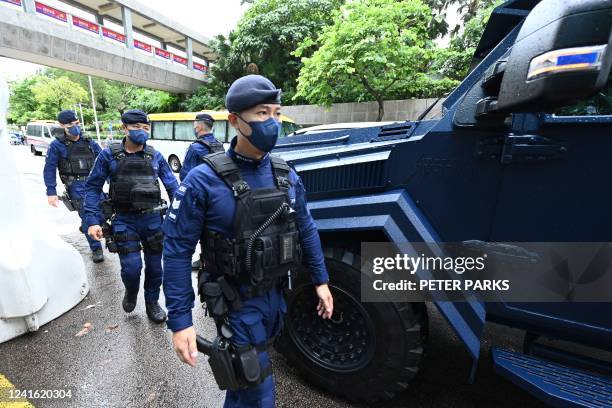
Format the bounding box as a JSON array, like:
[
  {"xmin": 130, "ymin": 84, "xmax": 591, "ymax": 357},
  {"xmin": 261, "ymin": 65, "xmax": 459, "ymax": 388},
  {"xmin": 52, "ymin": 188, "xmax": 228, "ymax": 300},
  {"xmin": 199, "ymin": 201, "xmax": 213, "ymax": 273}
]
[
  {"xmin": 182, "ymin": 0, "xmax": 344, "ymax": 110},
  {"xmin": 294, "ymin": 0, "xmax": 456, "ymax": 121},
  {"xmin": 7, "ymin": 68, "xmax": 178, "ymax": 126}
]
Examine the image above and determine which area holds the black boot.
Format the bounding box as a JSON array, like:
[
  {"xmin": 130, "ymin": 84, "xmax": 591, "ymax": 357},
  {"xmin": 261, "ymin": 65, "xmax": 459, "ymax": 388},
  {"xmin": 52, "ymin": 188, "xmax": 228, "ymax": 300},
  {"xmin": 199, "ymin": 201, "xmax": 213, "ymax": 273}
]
[
  {"xmin": 122, "ymin": 289, "xmax": 138, "ymax": 313},
  {"xmin": 146, "ymin": 302, "xmax": 167, "ymax": 323},
  {"xmin": 92, "ymin": 249, "xmax": 104, "ymax": 263}
]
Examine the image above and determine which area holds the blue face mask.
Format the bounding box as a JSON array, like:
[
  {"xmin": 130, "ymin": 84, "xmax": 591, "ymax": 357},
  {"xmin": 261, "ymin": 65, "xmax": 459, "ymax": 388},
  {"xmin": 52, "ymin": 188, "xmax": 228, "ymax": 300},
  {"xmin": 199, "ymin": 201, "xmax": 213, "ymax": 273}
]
[
  {"xmin": 128, "ymin": 129, "xmax": 149, "ymax": 145},
  {"xmin": 237, "ymin": 116, "xmax": 281, "ymax": 153},
  {"xmin": 68, "ymin": 125, "xmax": 81, "ymax": 137}
]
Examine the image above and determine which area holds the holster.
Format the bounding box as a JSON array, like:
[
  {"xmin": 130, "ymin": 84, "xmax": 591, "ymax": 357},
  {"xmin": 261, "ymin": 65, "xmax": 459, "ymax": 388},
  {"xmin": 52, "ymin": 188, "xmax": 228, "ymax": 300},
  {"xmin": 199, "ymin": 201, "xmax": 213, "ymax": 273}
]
[
  {"xmin": 196, "ymin": 335, "xmax": 272, "ymax": 391},
  {"xmin": 60, "ymin": 192, "xmax": 77, "ymax": 212},
  {"xmin": 101, "ymin": 221, "xmax": 118, "ymax": 253}
]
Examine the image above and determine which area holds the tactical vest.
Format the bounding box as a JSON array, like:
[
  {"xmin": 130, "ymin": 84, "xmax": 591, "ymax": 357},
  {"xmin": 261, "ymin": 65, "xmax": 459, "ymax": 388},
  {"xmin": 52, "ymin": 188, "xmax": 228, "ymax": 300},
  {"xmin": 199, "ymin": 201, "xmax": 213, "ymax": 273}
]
[
  {"xmin": 109, "ymin": 143, "xmax": 161, "ymax": 213},
  {"xmin": 57, "ymin": 137, "xmax": 96, "ymax": 185},
  {"xmin": 201, "ymin": 152, "xmax": 302, "ymax": 293},
  {"xmin": 194, "ymin": 138, "xmax": 224, "ymax": 159}
]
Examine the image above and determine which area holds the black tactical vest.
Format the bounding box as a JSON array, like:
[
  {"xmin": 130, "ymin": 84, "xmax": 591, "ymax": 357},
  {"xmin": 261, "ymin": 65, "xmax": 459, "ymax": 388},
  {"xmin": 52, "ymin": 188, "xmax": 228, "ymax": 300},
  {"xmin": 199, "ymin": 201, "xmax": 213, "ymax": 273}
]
[
  {"xmin": 201, "ymin": 152, "xmax": 302, "ymax": 292},
  {"xmin": 109, "ymin": 143, "xmax": 161, "ymax": 213},
  {"xmin": 57, "ymin": 137, "xmax": 96, "ymax": 185},
  {"xmin": 194, "ymin": 138, "xmax": 224, "ymax": 159}
]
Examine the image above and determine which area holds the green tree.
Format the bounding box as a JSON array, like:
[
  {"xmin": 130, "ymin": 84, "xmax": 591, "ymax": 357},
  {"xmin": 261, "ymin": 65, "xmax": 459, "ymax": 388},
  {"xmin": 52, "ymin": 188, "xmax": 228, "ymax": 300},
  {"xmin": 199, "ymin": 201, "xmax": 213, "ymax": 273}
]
[
  {"xmin": 294, "ymin": 0, "xmax": 439, "ymax": 121},
  {"xmin": 31, "ymin": 76, "xmax": 88, "ymax": 119},
  {"xmin": 183, "ymin": 0, "xmax": 344, "ymax": 110},
  {"xmin": 431, "ymin": 0, "xmax": 502, "ymax": 80},
  {"xmin": 7, "ymin": 76, "xmax": 38, "ymax": 124}
]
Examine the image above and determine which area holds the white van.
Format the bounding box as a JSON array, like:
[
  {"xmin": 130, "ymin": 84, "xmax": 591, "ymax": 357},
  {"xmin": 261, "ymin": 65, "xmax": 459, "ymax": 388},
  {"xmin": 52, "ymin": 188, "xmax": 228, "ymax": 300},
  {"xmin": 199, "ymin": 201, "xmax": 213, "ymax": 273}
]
[{"xmin": 26, "ymin": 120, "xmax": 62, "ymax": 156}]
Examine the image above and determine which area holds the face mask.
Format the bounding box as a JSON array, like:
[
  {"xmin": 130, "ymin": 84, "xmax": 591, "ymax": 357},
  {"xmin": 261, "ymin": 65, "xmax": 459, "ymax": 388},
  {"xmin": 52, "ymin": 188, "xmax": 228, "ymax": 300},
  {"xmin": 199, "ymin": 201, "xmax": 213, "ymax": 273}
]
[
  {"xmin": 237, "ymin": 116, "xmax": 281, "ymax": 153},
  {"xmin": 68, "ymin": 125, "xmax": 81, "ymax": 137},
  {"xmin": 128, "ymin": 129, "xmax": 149, "ymax": 145}
]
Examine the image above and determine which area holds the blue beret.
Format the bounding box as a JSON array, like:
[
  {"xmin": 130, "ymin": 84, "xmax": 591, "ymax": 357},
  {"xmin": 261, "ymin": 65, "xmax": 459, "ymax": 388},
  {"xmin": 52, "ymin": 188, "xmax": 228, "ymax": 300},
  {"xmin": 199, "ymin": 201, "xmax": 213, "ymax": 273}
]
[
  {"xmin": 121, "ymin": 109, "xmax": 149, "ymax": 125},
  {"xmin": 225, "ymin": 75, "xmax": 282, "ymax": 113},
  {"xmin": 195, "ymin": 113, "xmax": 214, "ymax": 124},
  {"xmin": 57, "ymin": 110, "xmax": 78, "ymax": 124}
]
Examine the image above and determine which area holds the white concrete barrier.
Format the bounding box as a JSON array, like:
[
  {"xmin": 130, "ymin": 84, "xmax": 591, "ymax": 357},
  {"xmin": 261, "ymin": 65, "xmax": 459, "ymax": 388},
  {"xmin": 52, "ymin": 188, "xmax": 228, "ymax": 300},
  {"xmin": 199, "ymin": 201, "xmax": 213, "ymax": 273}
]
[{"xmin": 0, "ymin": 76, "xmax": 89, "ymax": 344}]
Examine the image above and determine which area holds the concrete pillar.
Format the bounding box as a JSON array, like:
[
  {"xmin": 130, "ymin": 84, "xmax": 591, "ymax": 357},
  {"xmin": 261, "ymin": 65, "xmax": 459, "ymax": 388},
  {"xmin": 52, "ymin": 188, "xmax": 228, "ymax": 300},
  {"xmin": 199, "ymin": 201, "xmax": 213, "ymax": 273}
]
[
  {"xmin": 22, "ymin": 0, "xmax": 35, "ymax": 14},
  {"xmin": 121, "ymin": 7, "xmax": 134, "ymax": 49},
  {"xmin": 95, "ymin": 13, "xmax": 104, "ymax": 39},
  {"xmin": 186, "ymin": 37, "xmax": 193, "ymax": 70}
]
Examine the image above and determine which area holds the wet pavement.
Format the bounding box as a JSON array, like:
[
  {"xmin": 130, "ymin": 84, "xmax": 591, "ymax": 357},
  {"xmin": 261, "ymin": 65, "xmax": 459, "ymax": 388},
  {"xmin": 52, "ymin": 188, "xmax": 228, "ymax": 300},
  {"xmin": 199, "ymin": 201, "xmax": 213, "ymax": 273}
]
[{"xmin": 0, "ymin": 145, "xmax": 545, "ymax": 407}]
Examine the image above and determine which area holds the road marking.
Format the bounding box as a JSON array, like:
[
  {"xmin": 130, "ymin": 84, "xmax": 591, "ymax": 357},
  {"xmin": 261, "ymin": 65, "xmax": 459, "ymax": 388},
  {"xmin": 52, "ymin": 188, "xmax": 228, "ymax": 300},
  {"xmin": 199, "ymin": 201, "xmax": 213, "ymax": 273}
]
[{"xmin": 0, "ymin": 373, "xmax": 34, "ymax": 408}]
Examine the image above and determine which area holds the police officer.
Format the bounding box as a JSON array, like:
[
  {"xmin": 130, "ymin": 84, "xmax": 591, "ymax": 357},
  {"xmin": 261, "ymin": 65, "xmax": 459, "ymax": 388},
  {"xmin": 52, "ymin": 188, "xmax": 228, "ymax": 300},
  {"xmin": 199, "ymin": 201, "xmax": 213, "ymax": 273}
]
[
  {"xmin": 84, "ymin": 109, "xmax": 179, "ymax": 323},
  {"xmin": 179, "ymin": 113, "xmax": 224, "ymax": 181},
  {"xmin": 163, "ymin": 75, "xmax": 334, "ymax": 407},
  {"xmin": 44, "ymin": 110, "xmax": 104, "ymax": 263}
]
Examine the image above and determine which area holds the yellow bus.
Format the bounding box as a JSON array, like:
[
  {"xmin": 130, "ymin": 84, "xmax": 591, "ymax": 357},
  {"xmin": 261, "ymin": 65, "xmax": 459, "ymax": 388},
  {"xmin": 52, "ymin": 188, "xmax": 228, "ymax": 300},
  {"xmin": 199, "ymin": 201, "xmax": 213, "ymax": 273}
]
[{"xmin": 148, "ymin": 111, "xmax": 299, "ymax": 173}]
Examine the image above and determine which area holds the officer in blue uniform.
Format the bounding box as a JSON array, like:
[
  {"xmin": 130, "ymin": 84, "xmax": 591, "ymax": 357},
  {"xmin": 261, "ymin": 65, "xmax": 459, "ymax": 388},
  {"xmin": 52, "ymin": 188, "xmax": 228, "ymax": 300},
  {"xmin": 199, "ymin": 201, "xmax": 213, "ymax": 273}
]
[
  {"xmin": 163, "ymin": 75, "xmax": 334, "ymax": 407},
  {"xmin": 84, "ymin": 110, "xmax": 179, "ymax": 323},
  {"xmin": 44, "ymin": 110, "xmax": 104, "ymax": 263},
  {"xmin": 179, "ymin": 113, "xmax": 224, "ymax": 181}
]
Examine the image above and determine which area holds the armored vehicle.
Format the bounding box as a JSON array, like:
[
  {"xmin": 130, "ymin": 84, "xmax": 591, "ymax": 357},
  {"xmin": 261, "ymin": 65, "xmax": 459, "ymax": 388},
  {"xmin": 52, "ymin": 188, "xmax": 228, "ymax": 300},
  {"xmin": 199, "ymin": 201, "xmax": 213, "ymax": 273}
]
[{"xmin": 274, "ymin": 1, "xmax": 612, "ymax": 406}]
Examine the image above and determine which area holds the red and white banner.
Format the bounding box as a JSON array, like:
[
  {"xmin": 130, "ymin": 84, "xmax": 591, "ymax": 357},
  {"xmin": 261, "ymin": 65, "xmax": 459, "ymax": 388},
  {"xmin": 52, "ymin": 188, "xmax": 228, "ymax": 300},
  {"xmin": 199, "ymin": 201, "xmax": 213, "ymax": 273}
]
[
  {"xmin": 173, "ymin": 55, "xmax": 188, "ymax": 65},
  {"xmin": 134, "ymin": 40, "xmax": 152, "ymax": 53},
  {"xmin": 0, "ymin": 0, "xmax": 22, "ymax": 7},
  {"xmin": 102, "ymin": 27, "xmax": 125, "ymax": 43},
  {"xmin": 155, "ymin": 48, "xmax": 171, "ymax": 60},
  {"xmin": 193, "ymin": 62, "xmax": 208, "ymax": 72},
  {"xmin": 72, "ymin": 16, "xmax": 99, "ymax": 34},
  {"xmin": 35, "ymin": 2, "xmax": 67, "ymax": 22}
]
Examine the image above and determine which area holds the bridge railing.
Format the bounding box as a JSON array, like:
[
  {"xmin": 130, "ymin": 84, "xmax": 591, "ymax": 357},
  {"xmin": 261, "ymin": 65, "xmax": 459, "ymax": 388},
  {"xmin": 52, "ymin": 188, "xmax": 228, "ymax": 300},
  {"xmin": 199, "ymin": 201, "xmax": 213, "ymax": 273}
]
[{"xmin": 0, "ymin": 0, "xmax": 209, "ymax": 75}]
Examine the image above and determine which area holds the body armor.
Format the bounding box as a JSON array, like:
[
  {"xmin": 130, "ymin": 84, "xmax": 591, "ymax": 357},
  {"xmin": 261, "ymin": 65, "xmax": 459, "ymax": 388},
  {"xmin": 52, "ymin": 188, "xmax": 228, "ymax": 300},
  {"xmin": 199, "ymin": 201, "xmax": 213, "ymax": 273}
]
[
  {"xmin": 109, "ymin": 143, "xmax": 161, "ymax": 213},
  {"xmin": 57, "ymin": 137, "xmax": 95, "ymax": 185},
  {"xmin": 201, "ymin": 152, "xmax": 302, "ymax": 294},
  {"xmin": 194, "ymin": 138, "xmax": 224, "ymax": 158}
]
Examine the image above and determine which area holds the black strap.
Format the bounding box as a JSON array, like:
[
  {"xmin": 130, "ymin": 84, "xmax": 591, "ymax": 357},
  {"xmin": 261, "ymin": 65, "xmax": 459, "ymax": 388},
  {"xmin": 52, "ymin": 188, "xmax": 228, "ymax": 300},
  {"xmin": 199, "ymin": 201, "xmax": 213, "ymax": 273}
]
[
  {"xmin": 143, "ymin": 144, "xmax": 156, "ymax": 160},
  {"xmin": 203, "ymin": 152, "xmax": 250, "ymax": 198},
  {"xmin": 109, "ymin": 143, "xmax": 125, "ymax": 160},
  {"xmin": 270, "ymin": 156, "xmax": 292, "ymax": 190},
  {"xmin": 194, "ymin": 138, "xmax": 223, "ymax": 153}
]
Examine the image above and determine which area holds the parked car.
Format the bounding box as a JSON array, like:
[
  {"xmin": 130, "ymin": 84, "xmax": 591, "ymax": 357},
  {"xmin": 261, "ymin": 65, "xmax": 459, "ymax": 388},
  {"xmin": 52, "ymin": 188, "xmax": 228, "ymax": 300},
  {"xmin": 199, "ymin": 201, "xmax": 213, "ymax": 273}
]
[{"xmin": 25, "ymin": 120, "xmax": 62, "ymax": 156}]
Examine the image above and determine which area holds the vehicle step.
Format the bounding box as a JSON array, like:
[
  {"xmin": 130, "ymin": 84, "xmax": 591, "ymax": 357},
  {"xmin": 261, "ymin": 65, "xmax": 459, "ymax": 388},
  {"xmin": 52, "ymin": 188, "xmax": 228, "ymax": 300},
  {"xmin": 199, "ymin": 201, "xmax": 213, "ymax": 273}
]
[{"xmin": 492, "ymin": 347, "xmax": 612, "ymax": 408}]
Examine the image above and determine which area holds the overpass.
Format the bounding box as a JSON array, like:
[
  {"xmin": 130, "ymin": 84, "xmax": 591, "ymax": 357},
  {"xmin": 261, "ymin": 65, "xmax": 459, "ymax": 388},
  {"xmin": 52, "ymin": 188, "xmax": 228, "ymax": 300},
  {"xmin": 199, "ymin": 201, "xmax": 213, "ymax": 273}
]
[{"xmin": 0, "ymin": 0, "xmax": 216, "ymax": 93}]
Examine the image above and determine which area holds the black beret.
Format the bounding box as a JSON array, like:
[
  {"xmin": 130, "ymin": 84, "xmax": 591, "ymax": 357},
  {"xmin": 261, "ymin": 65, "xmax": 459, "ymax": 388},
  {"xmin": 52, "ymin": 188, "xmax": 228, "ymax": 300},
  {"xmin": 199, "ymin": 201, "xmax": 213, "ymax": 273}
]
[
  {"xmin": 225, "ymin": 75, "xmax": 282, "ymax": 113},
  {"xmin": 121, "ymin": 109, "xmax": 149, "ymax": 125},
  {"xmin": 57, "ymin": 110, "xmax": 78, "ymax": 124},
  {"xmin": 195, "ymin": 113, "xmax": 214, "ymax": 124}
]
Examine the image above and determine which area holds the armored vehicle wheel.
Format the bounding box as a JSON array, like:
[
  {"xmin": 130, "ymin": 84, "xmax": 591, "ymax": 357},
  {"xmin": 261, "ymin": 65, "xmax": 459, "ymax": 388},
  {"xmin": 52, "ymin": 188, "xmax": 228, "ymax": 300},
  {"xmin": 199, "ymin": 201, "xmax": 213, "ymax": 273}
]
[{"xmin": 276, "ymin": 247, "xmax": 427, "ymax": 402}]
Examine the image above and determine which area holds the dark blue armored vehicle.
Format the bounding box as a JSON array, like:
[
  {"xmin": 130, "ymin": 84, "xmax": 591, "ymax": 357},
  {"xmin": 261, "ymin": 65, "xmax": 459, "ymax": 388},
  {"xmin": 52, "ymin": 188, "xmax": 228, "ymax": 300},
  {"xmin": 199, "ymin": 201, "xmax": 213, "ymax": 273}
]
[{"xmin": 273, "ymin": 1, "xmax": 612, "ymax": 406}]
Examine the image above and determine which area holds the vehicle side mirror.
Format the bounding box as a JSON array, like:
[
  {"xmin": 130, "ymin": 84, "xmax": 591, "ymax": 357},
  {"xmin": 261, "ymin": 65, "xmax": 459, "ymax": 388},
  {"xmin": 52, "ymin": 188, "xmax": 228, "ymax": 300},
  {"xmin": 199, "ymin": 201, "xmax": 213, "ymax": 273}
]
[{"xmin": 479, "ymin": 0, "xmax": 612, "ymax": 114}]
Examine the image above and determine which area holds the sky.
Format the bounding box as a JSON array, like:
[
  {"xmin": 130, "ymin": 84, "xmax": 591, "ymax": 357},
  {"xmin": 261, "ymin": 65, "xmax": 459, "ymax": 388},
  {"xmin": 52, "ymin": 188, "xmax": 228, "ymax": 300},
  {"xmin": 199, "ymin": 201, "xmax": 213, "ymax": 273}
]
[{"xmin": 0, "ymin": 0, "xmax": 250, "ymax": 79}]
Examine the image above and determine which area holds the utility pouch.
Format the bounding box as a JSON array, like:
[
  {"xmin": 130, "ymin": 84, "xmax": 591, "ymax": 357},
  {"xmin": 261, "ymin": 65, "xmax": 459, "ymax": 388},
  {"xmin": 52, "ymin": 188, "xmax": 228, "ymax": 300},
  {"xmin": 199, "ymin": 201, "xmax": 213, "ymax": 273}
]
[
  {"xmin": 60, "ymin": 192, "xmax": 76, "ymax": 212},
  {"xmin": 236, "ymin": 346, "xmax": 261, "ymax": 384},
  {"xmin": 101, "ymin": 198, "xmax": 114, "ymax": 221},
  {"xmin": 143, "ymin": 231, "xmax": 164, "ymax": 254},
  {"xmin": 130, "ymin": 184, "xmax": 161, "ymax": 210},
  {"xmin": 202, "ymin": 282, "xmax": 229, "ymax": 318}
]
